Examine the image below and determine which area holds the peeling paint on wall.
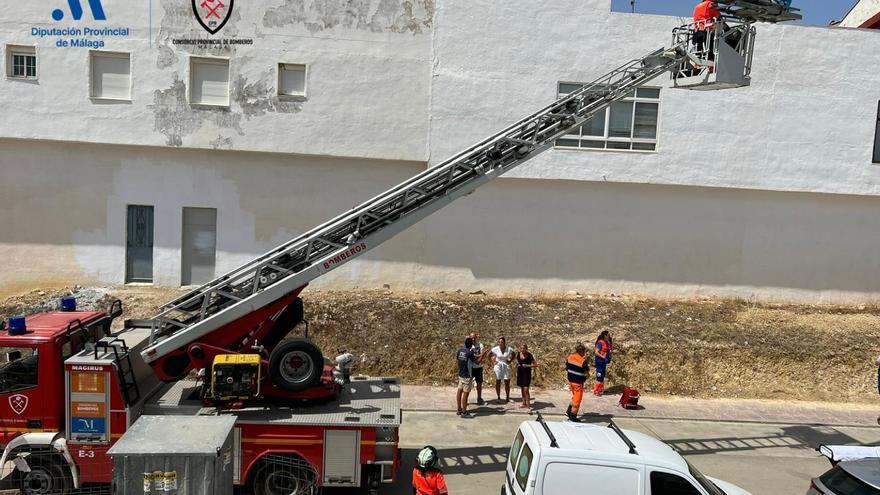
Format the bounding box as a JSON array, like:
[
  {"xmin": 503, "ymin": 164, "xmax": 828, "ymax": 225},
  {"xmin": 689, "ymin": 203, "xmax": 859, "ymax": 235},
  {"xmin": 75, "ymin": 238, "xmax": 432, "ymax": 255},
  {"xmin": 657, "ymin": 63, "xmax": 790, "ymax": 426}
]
[
  {"xmin": 150, "ymin": 74, "xmax": 244, "ymax": 147},
  {"xmin": 263, "ymin": 0, "xmax": 433, "ymax": 34},
  {"xmin": 156, "ymin": 45, "xmax": 178, "ymax": 70},
  {"xmin": 232, "ymin": 73, "xmax": 303, "ymax": 118},
  {"xmin": 210, "ymin": 136, "xmax": 234, "ymax": 149}
]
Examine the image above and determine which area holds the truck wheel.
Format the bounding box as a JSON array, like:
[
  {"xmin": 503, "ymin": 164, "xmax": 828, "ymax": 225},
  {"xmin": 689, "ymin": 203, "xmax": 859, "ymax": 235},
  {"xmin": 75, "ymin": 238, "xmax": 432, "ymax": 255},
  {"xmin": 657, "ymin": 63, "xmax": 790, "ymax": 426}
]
[
  {"xmin": 21, "ymin": 455, "xmax": 71, "ymax": 495},
  {"xmin": 268, "ymin": 339, "xmax": 324, "ymax": 392},
  {"xmin": 251, "ymin": 456, "xmax": 317, "ymax": 495}
]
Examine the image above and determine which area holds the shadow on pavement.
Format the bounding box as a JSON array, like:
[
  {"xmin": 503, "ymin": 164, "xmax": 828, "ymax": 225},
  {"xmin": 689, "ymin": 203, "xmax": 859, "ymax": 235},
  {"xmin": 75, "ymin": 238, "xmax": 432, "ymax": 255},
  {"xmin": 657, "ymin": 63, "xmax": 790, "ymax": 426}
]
[{"xmin": 662, "ymin": 425, "xmax": 866, "ymax": 456}]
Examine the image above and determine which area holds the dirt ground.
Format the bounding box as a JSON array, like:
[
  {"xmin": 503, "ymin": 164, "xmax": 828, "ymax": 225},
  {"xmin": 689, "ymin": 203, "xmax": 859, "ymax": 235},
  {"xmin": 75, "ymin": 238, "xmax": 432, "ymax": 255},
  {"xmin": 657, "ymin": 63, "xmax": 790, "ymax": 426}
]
[{"xmin": 2, "ymin": 285, "xmax": 879, "ymax": 404}]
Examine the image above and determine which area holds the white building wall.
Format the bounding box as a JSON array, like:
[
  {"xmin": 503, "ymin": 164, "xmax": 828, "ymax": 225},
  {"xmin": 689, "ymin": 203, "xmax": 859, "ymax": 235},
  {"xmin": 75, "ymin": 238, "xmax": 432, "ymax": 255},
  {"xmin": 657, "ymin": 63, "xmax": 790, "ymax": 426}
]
[
  {"xmin": 430, "ymin": 0, "xmax": 880, "ymax": 196},
  {"xmin": 3, "ymin": 0, "xmax": 880, "ymax": 302},
  {"xmin": 0, "ymin": 0, "xmax": 432, "ymax": 160}
]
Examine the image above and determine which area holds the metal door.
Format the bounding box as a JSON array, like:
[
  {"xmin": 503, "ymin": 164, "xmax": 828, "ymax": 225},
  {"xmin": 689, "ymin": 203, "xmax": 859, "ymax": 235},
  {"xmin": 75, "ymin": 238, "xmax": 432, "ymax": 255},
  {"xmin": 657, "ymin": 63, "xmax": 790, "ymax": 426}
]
[
  {"xmin": 323, "ymin": 430, "xmax": 361, "ymax": 487},
  {"xmin": 181, "ymin": 207, "xmax": 217, "ymax": 286},
  {"xmin": 125, "ymin": 205, "xmax": 154, "ymax": 283}
]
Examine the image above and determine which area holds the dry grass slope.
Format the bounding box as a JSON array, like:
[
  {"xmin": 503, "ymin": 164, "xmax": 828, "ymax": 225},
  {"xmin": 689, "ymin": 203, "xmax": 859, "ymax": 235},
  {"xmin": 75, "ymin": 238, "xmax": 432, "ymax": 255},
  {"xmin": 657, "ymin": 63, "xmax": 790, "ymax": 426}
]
[{"xmin": 2, "ymin": 286, "xmax": 878, "ymax": 403}]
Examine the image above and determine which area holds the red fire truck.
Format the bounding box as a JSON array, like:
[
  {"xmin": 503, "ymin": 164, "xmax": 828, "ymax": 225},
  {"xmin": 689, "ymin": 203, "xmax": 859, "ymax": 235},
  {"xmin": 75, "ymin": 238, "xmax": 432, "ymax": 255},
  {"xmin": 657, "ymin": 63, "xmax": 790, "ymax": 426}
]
[
  {"xmin": 0, "ymin": 298, "xmax": 399, "ymax": 494},
  {"xmin": 0, "ymin": 3, "xmax": 796, "ymax": 493}
]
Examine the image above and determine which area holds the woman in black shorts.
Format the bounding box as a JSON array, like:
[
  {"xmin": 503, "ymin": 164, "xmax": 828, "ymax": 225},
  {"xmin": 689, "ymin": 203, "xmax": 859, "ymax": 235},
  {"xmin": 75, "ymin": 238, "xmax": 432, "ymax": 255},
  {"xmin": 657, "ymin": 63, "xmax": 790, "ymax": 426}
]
[{"xmin": 516, "ymin": 344, "xmax": 538, "ymax": 412}]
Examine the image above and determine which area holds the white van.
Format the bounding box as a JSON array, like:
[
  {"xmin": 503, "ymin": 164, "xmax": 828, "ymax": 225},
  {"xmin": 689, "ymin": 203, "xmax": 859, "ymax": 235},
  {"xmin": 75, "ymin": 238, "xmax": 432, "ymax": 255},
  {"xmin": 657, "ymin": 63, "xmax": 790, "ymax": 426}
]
[{"xmin": 503, "ymin": 416, "xmax": 752, "ymax": 495}]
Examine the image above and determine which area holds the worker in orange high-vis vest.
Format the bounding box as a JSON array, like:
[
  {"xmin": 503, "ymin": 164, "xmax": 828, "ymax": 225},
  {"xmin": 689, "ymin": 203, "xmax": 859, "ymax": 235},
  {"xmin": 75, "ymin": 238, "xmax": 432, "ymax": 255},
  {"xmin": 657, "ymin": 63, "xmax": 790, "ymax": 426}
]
[
  {"xmin": 412, "ymin": 446, "xmax": 449, "ymax": 495},
  {"xmin": 565, "ymin": 343, "xmax": 589, "ymax": 422},
  {"xmin": 693, "ymin": 0, "xmax": 721, "ymax": 57}
]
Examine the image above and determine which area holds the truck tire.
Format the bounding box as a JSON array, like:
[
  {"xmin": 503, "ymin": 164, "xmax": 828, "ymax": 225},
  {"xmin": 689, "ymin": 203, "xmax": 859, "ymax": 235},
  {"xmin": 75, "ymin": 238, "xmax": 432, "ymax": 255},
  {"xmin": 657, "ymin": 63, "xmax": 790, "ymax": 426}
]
[
  {"xmin": 20, "ymin": 455, "xmax": 71, "ymax": 495},
  {"xmin": 251, "ymin": 455, "xmax": 317, "ymax": 495},
  {"xmin": 268, "ymin": 339, "xmax": 324, "ymax": 392}
]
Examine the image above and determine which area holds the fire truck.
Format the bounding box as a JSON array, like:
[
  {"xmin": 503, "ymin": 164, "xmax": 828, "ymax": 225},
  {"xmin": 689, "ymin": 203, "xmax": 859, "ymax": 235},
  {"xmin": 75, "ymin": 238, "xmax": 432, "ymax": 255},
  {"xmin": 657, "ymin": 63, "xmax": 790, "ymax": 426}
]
[{"xmin": 0, "ymin": 2, "xmax": 799, "ymax": 494}]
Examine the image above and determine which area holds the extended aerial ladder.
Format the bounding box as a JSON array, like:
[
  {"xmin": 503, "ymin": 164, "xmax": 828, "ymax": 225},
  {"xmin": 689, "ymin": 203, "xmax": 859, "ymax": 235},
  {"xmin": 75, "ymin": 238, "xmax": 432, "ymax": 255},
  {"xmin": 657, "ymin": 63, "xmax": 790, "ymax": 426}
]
[{"xmin": 135, "ymin": 1, "xmax": 800, "ymax": 392}]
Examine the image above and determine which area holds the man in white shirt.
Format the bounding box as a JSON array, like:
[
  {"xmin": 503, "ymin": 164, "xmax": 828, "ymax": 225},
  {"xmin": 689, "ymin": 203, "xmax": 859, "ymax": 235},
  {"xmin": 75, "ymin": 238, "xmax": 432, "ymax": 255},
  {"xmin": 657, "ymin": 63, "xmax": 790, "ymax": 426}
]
[
  {"xmin": 491, "ymin": 336, "xmax": 515, "ymax": 403},
  {"xmin": 468, "ymin": 332, "xmax": 485, "ymax": 405}
]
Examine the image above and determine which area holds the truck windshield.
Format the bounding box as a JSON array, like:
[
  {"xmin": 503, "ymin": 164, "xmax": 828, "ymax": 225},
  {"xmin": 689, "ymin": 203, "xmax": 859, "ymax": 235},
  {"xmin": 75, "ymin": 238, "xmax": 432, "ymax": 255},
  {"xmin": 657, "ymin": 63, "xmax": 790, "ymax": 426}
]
[
  {"xmin": 0, "ymin": 347, "xmax": 39, "ymax": 394},
  {"xmin": 686, "ymin": 459, "xmax": 726, "ymax": 495}
]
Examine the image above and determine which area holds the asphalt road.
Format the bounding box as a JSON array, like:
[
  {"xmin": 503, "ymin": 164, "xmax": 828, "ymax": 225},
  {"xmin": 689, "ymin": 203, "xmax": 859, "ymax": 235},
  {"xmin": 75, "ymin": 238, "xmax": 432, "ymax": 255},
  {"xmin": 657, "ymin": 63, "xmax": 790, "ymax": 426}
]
[{"xmin": 329, "ymin": 411, "xmax": 880, "ymax": 495}]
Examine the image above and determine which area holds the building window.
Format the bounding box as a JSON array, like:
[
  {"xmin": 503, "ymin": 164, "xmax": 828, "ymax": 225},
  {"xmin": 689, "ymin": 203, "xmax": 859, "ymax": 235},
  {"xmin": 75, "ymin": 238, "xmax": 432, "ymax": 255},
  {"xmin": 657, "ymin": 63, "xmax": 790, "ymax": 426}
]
[
  {"xmin": 278, "ymin": 63, "xmax": 307, "ymax": 98},
  {"xmin": 190, "ymin": 57, "xmax": 230, "ymax": 106},
  {"xmin": 90, "ymin": 51, "xmax": 131, "ymax": 100},
  {"xmin": 874, "ymin": 101, "xmax": 880, "ymax": 164},
  {"xmin": 555, "ymin": 83, "xmax": 661, "ymax": 152},
  {"xmin": 6, "ymin": 45, "xmax": 36, "ymax": 79}
]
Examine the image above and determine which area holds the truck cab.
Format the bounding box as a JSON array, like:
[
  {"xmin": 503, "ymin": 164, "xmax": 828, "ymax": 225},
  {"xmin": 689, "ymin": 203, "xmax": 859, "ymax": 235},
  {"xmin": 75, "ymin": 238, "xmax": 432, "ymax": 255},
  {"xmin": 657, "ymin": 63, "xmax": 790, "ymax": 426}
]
[
  {"xmin": 0, "ymin": 309, "xmax": 112, "ymax": 445},
  {"xmin": 0, "ymin": 305, "xmax": 116, "ymax": 493},
  {"xmin": 503, "ymin": 417, "xmax": 752, "ymax": 495}
]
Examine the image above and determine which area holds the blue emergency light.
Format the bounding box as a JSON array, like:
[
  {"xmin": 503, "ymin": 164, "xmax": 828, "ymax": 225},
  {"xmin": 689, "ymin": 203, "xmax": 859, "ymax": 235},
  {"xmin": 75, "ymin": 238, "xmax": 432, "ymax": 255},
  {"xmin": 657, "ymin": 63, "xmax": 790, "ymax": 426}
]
[
  {"xmin": 8, "ymin": 316, "xmax": 27, "ymax": 336},
  {"xmin": 60, "ymin": 296, "xmax": 77, "ymax": 312}
]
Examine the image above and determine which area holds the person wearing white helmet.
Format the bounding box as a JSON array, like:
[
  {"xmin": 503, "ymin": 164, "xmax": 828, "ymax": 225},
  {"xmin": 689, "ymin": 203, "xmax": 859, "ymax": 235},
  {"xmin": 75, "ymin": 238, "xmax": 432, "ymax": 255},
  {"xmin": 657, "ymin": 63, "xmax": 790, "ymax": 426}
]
[{"xmin": 412, "ymin": 446, "xmax": 449, "ymax": 495}]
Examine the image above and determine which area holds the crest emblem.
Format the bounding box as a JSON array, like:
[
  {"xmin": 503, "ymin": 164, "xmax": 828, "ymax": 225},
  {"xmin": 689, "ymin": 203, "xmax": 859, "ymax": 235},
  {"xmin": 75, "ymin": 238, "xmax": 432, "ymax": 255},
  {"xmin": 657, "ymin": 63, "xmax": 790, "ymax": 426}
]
[
  {"xmin": 9, "ymin": 394, "xmax": 28, "ymax": 416},
  {"xmin": 192, "ymin": 0, "xmax": 233, "ymax": 35}
]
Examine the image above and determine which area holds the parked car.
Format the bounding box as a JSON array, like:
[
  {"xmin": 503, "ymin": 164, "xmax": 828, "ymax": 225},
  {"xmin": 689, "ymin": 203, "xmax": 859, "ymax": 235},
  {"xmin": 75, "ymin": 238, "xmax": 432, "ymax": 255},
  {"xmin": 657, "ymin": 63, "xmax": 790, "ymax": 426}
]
[
  {"xmin": 503, "ymin": 415, "xmax": 752, "ymax": 495},
  {"xmin": 808, "ymin": 445, "xmax": 880, "ymax": 495}
]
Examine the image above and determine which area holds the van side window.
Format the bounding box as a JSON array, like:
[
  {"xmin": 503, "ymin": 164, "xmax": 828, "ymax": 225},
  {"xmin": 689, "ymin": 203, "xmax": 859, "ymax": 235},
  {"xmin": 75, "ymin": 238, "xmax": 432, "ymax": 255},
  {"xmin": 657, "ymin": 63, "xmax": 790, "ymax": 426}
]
[
  {"xmin": 509, "ymin": 431, "xmax": 524, "ymax": 472},
  {"xmin": 650, "ymin": 471, "xmax": 701, "ymax": 495},
  {"xmin": 515, "ymin": 444, "xmax": 533, "ymax": 491}
]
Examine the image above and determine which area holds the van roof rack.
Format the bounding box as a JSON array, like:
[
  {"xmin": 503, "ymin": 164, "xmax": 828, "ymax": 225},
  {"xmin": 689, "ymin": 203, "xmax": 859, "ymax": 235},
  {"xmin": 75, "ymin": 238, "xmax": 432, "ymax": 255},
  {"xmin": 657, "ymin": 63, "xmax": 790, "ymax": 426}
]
[
  {"xmin": 535, "ymin": 412, "xmax": 559, "ymax": 448},
  {"xmin": 608, "ymin": 420, "xmax": 638, "ymax": 455}
]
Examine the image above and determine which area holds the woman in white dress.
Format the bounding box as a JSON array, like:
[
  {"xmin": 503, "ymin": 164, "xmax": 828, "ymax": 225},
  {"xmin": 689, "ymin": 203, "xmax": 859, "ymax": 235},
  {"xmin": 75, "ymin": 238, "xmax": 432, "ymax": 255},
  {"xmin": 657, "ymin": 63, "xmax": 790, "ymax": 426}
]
[{"xmin": 491, "ymin": 336, "xmax": 515, "ymax": 403}]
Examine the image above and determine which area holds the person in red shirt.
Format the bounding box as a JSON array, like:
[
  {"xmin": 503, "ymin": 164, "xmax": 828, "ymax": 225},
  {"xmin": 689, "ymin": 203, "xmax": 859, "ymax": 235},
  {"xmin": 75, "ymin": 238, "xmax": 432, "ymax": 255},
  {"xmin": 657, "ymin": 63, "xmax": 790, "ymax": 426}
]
[
  {"xmin": 592, "ymin": 330, "xmax": 613, "ymax": 396},
  {"xmin": 412, "ymin": 446, "xmax": 449, "ymax": 495},
  {"xmin": 693, "ymin": 0, "xmax": 721, "ymax": 57}
]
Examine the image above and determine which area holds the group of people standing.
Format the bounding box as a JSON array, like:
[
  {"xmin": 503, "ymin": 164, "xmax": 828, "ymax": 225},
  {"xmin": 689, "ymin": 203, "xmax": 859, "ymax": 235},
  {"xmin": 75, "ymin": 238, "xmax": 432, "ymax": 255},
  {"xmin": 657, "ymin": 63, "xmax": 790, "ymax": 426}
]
[
  {"xmin": 454, "ymin": 330, "xmax": 613, "ymax": 420},
  {"xmin": 456, "ymin": 333, "xmax": 537, "ymax": 418}
]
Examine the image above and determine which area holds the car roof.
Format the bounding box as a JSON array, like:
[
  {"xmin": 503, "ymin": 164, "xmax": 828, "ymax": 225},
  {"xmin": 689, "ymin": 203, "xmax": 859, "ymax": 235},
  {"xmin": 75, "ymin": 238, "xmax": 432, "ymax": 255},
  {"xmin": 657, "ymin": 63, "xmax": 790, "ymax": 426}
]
[
  {"xmin": 839, "ymin": 459, "xmax": 880, "ymax": 490},
  {"xmin": 521, "ymin": 420, "xmax": 688, "ymax": 472}
]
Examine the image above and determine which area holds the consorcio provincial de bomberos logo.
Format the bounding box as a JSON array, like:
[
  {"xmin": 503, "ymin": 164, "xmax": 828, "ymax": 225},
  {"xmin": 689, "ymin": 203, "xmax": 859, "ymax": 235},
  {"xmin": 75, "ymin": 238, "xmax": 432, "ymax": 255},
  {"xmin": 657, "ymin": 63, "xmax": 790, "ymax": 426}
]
[
  {"xmin": 174, "ymin": 0, "xmax": 252, "ymax": 49},
  {"xmin": 192, "ymin": 0, "xmax": 233, "ymax": 35},
  {"xmin": 32, "ymin": 0, "xmax": 130, "ymax": 48}
]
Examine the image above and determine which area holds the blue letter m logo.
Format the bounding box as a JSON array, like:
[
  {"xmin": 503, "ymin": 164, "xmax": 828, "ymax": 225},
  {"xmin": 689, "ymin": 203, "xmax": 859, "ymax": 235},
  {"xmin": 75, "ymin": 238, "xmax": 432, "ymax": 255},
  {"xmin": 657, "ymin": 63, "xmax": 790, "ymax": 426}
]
[{"xmin": 52, "ymin": 0, "xmax": 107, "ymax": 21}]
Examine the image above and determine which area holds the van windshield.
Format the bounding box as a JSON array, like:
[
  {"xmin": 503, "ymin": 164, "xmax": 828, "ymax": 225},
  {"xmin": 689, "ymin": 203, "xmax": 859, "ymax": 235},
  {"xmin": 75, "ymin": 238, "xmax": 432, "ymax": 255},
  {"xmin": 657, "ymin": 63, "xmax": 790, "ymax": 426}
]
[
  {"xmin": 686, "ymin": 459, "xmax": 725, "ymax": 495},
  {"xmin": 0, "ymin": 347, "xmax": 39, "ymax": 394}
]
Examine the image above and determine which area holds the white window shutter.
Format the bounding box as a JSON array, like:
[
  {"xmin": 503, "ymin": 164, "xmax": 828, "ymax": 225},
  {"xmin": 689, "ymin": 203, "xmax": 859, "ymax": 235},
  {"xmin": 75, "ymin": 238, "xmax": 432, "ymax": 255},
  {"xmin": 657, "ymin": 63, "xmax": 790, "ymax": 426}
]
[
  {"xmin": 91, "ymin": 53, "xmax": 131, "ymax": 99},
  {"xmin": 279, "ymin": 64, "xmax": 306, "ymax": 96},
  {"xmin": 192, "ymin": 59, "xmax": 230, "ymax": 106}
]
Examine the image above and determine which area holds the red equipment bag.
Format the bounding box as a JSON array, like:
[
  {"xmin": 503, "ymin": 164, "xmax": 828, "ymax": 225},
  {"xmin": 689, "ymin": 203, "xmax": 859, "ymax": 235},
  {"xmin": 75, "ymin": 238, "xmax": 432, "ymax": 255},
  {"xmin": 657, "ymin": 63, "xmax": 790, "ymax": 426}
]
[{"xmin": 619, "ymin": 387, "xmax": 640, "ymax": 409}]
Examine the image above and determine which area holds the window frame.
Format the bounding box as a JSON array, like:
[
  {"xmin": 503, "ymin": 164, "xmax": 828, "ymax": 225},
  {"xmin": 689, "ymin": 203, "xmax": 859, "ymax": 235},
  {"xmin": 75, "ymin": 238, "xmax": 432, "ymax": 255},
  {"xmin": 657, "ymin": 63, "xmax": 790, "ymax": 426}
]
[
  {"xmin": 649, "ymin": 469, "xmax": 707, "ymax": 495},
  {"xmin": 0, "ymin": 347, "xmax": 40, "ymax": 394},
  {"xmin": 514, "ymin": 443, "xmax": 534, "ymax": 491},
  {"xmin": 188, "ymin": 56, "xmax": 231, "ymax": 108},
  {"xmin": 873, "ymin": 100, "xmax": 880, "ymax": 164},
  {"xmin": 6, "ymin": 45, "xmax": 37, "ymax": 80},
  {"xmin": 88, "ymin": 50, "xmax": 132, "ymax": 101},
  {"xmin": 555, "ymin": 82, "xmax": 662, "ymax": 153},
  {"xmin": 277, "ymin": 62, "xmax": 308, "ymax": 99}
]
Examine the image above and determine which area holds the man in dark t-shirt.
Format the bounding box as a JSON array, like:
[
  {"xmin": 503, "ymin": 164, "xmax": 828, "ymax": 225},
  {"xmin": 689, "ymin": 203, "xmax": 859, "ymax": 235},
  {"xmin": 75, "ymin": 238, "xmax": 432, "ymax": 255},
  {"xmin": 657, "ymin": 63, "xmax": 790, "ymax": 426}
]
[{"xmin": 456, "ymin": 337, "xmax": 477, "ymax": 418}]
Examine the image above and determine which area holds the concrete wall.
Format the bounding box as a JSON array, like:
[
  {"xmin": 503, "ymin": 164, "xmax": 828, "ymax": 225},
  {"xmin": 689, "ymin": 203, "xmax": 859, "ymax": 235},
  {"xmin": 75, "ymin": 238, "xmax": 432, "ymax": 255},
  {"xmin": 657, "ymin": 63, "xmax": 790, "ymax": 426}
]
[
  {"xmin": 4, "ymin": 138, "xmax": 880, "ymax": 302},
  {"xmin": 840, "ymin": 0, "xmax": 880, "ymax": 27}
]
